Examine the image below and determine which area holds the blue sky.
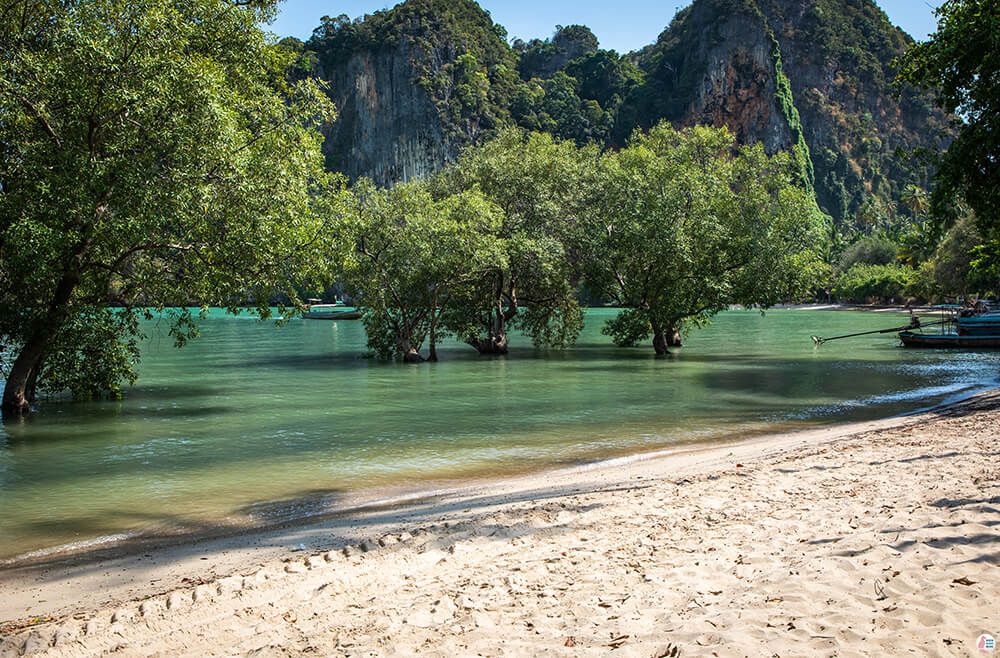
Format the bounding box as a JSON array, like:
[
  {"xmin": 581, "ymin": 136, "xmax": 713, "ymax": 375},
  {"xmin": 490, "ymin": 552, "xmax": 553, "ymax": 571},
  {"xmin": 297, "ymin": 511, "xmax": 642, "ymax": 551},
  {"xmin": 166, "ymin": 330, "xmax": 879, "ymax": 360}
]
[{"xmin": 266, "ymin": 0, "xmax": 943, "ymax": 53}]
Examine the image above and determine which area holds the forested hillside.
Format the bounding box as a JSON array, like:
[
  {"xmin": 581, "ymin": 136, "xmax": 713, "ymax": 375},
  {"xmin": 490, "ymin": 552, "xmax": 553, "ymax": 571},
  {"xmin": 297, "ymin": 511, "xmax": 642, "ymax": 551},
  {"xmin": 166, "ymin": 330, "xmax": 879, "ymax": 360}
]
[{"xmin": 280, "ymin": 0, "xmax": 951, "ymax": 229}]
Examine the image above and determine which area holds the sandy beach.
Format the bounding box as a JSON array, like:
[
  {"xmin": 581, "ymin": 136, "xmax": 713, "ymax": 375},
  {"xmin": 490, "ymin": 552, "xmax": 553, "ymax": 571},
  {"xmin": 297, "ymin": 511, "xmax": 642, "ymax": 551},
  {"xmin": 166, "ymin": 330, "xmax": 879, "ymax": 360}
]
[{"xmin": 1, "ymin": 390, "xmax": 998, "ymax": 656}]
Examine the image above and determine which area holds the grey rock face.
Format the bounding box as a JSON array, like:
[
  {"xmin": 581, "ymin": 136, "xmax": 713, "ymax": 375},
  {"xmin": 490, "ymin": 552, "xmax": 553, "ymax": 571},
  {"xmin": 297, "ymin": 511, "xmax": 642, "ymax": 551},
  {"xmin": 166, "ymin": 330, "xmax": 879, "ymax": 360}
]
[
  {"xmin": 679, "ymin": 7, "xmax": 795, "ymax": 154},
  {"xmin": 319, "ymin": 40, "xmax": 457, "ymax": 187}
]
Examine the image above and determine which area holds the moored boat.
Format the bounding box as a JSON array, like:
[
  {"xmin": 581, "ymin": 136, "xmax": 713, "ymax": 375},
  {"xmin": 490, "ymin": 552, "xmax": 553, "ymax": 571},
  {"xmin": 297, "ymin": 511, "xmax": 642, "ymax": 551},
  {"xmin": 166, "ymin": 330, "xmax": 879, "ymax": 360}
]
[
  {"xmin": 957, "ymin": 312, "xmax": 1000, "ymax": 336},
  {"xmin": 898, "ymin": 331, "xmax": 1000, "ymax": 348},
  {"xmin": 302, "ymin": 301, "xmax": 364, "ymax": 320}
]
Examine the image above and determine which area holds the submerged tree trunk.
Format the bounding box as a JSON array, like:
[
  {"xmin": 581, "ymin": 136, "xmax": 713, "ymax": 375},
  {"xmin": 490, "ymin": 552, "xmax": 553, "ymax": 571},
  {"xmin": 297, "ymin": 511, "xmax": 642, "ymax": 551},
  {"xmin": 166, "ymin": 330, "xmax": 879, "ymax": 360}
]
[
  {"xmin": 467, "ymin": 312, "xmax": 512, "ymax": 355},
  {"xmin": 651, "ymin": 330, "xmax": 669, "ymax": 356},
  {"xmin": 2, "ymin": 261, "xmax": 82, "ymax": 417},
  {"xmin": 401, "ymin": 348, "xmax": 424, "ymax": 363},
  {"xmin": 650, "ymin": 319, "xmax": 670, "ymax": 356},
  {"xmin": 468, "ymin": 285, "xmax": 516, "ymax": 355},
  {"xmin": 24, "ymin": 355, "xmax": 43, "ymax": 405},
  {"xmin": 667, "ymin": 326, "xmax": 682, "ymax": 347},
  {"xmin": 427, "ymin": 329, "xmax": 438, "ymax": 362},
  {"xmin": 649, "ymin": 319, "xmax": 683, "ymax": 355},
  {"xmin": 468, "ymin": 333, "xmax": 509, "ymax": 355},
  {"xmin": 2, "ymin": 334, "xmax": 52, "ymax": 416},
  {"xmin": 396, "ymin": 334, "xmax": 425, "ymax": 363}
]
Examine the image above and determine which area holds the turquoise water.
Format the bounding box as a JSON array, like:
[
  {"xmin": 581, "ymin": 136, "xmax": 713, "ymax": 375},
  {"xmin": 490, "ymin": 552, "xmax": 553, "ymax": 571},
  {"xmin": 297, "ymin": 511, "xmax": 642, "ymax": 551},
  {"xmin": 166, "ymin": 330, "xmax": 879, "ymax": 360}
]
[{"xmin": 0, "ymin": 308, "xmax": 997, "ymax": 560}]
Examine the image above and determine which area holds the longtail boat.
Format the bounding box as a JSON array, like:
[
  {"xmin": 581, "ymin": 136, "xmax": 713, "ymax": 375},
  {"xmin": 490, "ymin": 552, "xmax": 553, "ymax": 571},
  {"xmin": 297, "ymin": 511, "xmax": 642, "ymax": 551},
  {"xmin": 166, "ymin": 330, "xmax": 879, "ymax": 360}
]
[
  {"xmin": 812, "ymin": 300, "xmax": 1000, "ymax": 349},
  {"xmin": 898, "ymin": 331, "xmax": 1000, "ymax": 348},
  {"xmin": 957, "ymin": 312, "xmax": 1000, "ymax": 336}
]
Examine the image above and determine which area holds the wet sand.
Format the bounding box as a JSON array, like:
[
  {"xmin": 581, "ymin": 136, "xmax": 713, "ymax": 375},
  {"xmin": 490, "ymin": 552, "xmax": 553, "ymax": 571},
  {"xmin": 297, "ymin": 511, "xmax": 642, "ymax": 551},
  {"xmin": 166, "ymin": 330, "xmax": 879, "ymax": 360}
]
[{"xmin": 1, "ymin": 390, "xmax": 998, "ymax": 656}]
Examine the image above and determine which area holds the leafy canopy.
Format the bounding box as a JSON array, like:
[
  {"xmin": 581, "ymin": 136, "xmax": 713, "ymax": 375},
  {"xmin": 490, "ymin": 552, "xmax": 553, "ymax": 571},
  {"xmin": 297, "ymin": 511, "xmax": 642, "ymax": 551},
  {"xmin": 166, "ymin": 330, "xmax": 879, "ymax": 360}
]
[
  {"xmin": 0, "ymin": 0, "xmax": 343, "ymax": 412},
  {"xmin": 582, "ymin": 123, "xmax": 825, "ymax": 354},
  {"xmin": 431, "ymin": 129, "xmax": 597, "ymax": 353},
  {"xmin": 896, "ymin": 0, "xmax": 1000, "ymax": 232},
  {"xmin": 340, "ymin": 180, "xmax": 503, "ymax": 362}
]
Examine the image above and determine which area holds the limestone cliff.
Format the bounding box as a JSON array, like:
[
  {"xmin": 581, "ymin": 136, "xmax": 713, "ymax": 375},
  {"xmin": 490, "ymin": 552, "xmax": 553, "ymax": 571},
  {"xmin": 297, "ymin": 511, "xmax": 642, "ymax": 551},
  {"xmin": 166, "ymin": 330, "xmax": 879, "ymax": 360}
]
[
  {"xmin": 753, "ymin": 0, "xmax": 951, "ymax": 223},
  {"xmin": 304, "ymin": 0, "xmax": 517, "ymax": 187},
  {"xmin": 623, "ymin": 0, "xmax": 950, "ymax": 222},
  {"xmin": 299, "ymin": 0, "xmax": 950, "ymax": 224},
  {"xmin": 630, "ymin": 2, "xmax": 793, "ymax": 151},
  {"xmin": 317, "ymin": 42, "xmax": 451, "ymax": 186}
]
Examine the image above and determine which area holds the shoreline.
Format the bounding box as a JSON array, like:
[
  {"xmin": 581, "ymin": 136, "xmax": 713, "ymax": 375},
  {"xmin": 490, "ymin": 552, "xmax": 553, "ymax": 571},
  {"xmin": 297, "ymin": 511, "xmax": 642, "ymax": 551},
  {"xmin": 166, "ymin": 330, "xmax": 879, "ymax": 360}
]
[
  {"xmin": 4, "ymin": 374, "xmax": 993, "ymax": 572},
  {"xmin": 0, "ymin": 301, "xmax": 988, "ymax": 580},
  {"xmin": 2, "ymin": 387, "xmax": 998, "ymax": 655},
  {"xmin": 0, "ymin": 379, "xmax": 986, "ymax": 570}
]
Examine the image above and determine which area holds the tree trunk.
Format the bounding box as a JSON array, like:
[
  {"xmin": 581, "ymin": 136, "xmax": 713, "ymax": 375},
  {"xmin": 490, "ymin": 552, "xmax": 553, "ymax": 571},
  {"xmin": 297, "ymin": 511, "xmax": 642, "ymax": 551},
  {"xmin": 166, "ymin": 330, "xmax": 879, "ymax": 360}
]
[
  {"xmin": 396, "ymin": 335, "xmax": 424, "ymax": 363},
  {"xmin": 2, "ymin": 334, "xmax": 52, "ymax": 416},
  {"xmin": 468, "ymin": 333, "xmax": 509, "ymax": 355},
  {"xmin": 2, "ymin": 247, "xmax": 86, "ymax": 417},
  {"xmin": 24, "ymin": 355, "xmax": 43, "ymax": 404},
  {"xmin": 650, "ymin": 319, "xmax": 670, "ymax": 356},
  {"xmin": 667, "ymin": 326, "xmax": 682, "ymax": 347},
  {"xmin": 401, "ymin": 348, "xmax": 424, "ymax": 363},
  {"xmin": 651, "ymin": 330, "xmax": 670, "ymax": 356},
  {"xmin": 468, "ymin": 288, "xmax": 516, "ymax": 355},
  {"xmin": 467, "ymin": 309, "xmax": 510, "ymax": 354},
  {"xmin": 427, "ymin": 329, "xmax": 438, "ymax": 362}
]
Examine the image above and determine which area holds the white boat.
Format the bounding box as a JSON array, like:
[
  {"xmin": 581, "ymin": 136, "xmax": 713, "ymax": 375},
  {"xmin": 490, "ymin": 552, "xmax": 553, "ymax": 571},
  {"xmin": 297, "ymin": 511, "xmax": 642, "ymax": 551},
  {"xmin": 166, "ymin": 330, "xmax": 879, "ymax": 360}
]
[{"xmin": 302, "ymin": 301, "xmax": 364, "ymax": 320}]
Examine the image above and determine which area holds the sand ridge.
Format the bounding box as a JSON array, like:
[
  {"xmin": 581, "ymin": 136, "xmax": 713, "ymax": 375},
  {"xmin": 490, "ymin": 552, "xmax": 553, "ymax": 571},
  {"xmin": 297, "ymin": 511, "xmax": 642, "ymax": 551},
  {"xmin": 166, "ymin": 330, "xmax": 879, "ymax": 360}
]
[{"xmin": 1, "ymin": 393, "xmax": 998, "ymax": 656}]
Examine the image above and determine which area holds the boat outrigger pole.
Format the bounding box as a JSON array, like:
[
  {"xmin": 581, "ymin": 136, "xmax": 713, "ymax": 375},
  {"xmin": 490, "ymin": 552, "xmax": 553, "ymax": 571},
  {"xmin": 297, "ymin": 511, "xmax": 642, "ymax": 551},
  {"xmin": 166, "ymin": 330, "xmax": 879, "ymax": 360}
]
[{"xmin": 811, "ymin": 317, "xmax": 948, "ymax": 344}]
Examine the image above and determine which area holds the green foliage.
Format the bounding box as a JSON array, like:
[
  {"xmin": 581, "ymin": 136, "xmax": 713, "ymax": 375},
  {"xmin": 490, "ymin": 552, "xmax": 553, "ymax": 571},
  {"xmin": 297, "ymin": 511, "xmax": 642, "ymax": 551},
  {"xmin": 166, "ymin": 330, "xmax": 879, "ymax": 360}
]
[
  {"xmin": 904, "ymin": 261, "xmax": 939, "ymax": 301},
  {"xmin": 0, "ymin": 0, "xmax": 342, "ymax": 413},
  {"xmin": 343, "ymin": 129, "xmax": 592, "ymax": 360},
  {"xmin": 906, "ymin": 212, "xmax": 989, "ymax": 300},
  {"xmin": 340, "ymin": 180, "xmax": 503, "ymax": 362},
  {"xmin": 896, "ymin": 0, "xmax": 1000, "ymax": 235},
  {"xmin": 582, "ymin": 123, "xmax": 825, "ymax": 354},
  {"xmin": 509, "ymin": 27, "xmax": 639, "ymax": 146},
  {"xmin": 564, "ymin": 50, "xmax": 643, "ymax": 112},
  {"xmin": 832, "ymin": 264, "xmax": 912, "ymax": 302},
  {"xmin": 514, "ymin": 25, "xmax": 599, "ymax": 79},
  {"xmin": 970, "ymin": 240, "xmax": 1000, "ymax": 294},
  {"xmin": 926, "ymin": 214, "xmax": 983, "ymax": 296},
  {"xmin": 34, "ymin": 310, "xmax": 142, "ymax": 400},
  {"xmin": 601, "ymin": 308, "xmax": 656, "ymax": 348},
  {"xmin": 431, "ymin": 129, "xmax": 596, "ymax": 353},
  {"xmin": 838, "ymin": 237, "xmax": 899, "ymax": 271},
  {"xmin": 768, "ymin": 32, "xmax": 814, "ymax": 191},
  {"xmin": 519, "ymin": 71, "xmax": 613, "ymax": 145}
]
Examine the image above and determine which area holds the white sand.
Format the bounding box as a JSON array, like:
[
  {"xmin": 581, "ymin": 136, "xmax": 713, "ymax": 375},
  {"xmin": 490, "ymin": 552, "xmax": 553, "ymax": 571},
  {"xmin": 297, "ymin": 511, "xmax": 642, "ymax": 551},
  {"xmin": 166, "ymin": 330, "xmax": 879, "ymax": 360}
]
[{"xmin": 1, "ymin": 391, "xmax": 998, "ymax": 656}]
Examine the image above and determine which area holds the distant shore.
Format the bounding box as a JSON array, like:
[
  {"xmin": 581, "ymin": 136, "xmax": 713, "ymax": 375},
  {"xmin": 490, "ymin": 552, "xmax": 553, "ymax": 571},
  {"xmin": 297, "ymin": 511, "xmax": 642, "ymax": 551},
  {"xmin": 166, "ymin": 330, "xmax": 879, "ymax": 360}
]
[
  {"xmin": 761, "ymin": 302, "xmax": 953, "ymax": 313},
  {"xmin": 2, "ymin": 388, "xmax": 998, "ymax": 656}
]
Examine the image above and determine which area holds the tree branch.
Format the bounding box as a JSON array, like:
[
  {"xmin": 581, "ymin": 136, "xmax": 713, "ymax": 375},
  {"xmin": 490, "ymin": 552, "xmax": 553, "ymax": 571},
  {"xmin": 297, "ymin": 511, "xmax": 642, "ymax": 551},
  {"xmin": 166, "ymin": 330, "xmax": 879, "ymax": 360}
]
[{"xmin": 15, "ymin": 91, "xmax": 61, "ymax": 147}]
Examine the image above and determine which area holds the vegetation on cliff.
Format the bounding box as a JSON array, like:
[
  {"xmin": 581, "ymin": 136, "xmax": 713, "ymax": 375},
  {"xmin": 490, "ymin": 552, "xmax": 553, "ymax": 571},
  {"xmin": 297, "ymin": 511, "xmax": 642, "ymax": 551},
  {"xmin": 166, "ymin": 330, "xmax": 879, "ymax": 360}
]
[
  {"xmin": 582, "ymin": 124, "xmax": 824, "ymax": 354},
  {"xmin": 307, "ymin": 0, "xmax": 520, "ymax": 141},
  {"xmin": 302, "ymin": 0, "xmax": 949, "ymax": 238},
  {"xmin": 758, "ymin": 0, "xmax": 953, "ymax": 241}
]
